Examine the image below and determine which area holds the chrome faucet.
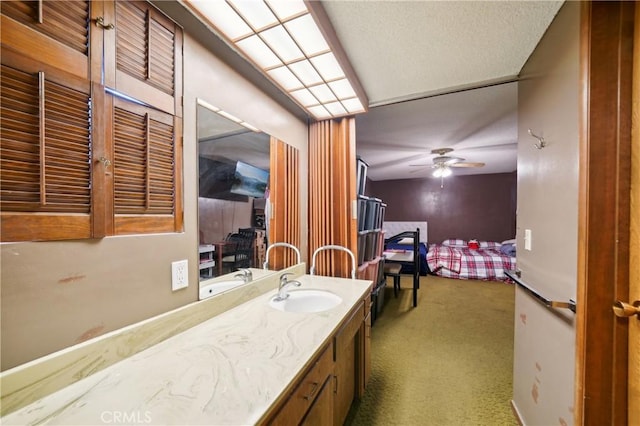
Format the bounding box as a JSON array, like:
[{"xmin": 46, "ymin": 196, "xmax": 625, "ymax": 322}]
[
  {"xmin": 273, "ymin": 272, "xmax": 301, "ymax": 301},
  {"xmin": 234, "ymin": 268, "xmax": 253, "ymax": 283}
]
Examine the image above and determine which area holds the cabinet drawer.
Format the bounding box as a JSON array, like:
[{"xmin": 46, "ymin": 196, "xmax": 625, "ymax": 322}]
[{"xmin": 269, "ymin": 342, "xmax": 334, "ymax": 426}]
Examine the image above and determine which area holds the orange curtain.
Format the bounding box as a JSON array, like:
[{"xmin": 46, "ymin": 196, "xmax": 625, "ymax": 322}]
[
  {"xmin": 308, "ymin": 118, "xmax": 358, "ymax": 277},
  {"xmin": 268, "ymin": 137, "xmax": 300, "ymax": 270}
]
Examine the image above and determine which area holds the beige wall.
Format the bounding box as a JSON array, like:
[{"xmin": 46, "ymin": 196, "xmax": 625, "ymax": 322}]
[
  {"xmin": 512, "ymin": 2, "xmax": 579, "ymax": 425},
  {"xmin": 0, "ymin": 27, "xmax": 308, "ymax": 371}
]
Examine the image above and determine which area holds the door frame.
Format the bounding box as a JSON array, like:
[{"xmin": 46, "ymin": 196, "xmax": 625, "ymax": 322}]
[{"xmin": 575, "ymin": 1, "xmax": 635, "ymax": 424}]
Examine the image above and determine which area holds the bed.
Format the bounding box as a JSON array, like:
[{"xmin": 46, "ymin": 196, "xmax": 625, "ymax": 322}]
[
  {"xmin": 426, "ymin": 239, "xmax": 516, "ymax": 282},
  {"xmin": 383, "ymin": 221, "xmax": 430, "ymax": 276},
  {"xmin": 382, "ymin": 221, "xmax": 429, "ymax": 307}
]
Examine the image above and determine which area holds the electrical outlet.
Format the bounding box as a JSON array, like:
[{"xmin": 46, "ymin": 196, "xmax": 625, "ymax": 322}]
[{"xmin": 171, "ymin": 259, "xmax": 188, "ymax": 291}]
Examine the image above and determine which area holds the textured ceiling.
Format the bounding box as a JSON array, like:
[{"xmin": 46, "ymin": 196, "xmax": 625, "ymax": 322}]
[
  {"xmin": 356, "ymin": 81, "xmax": 518, "ymax": 180},
  {"xmin": 321, "ymin": 0, "xmax": 563, "ymax": 181}
]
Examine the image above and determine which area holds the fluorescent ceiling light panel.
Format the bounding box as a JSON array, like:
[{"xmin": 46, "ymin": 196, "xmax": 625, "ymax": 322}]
[
  {"xmin": 217, "ymin": 110, "xmax": 243, "ymax": 123},
  {"xmin": 328, "ymin": 79, "xmax": 357, "ymax": 99},
  {"xmin": 228, "ymin": 0, "xmax": 277, "ymax": 31},
  {"xmin": 240, "ymin": 121, "xmax": 260, "ymax": 132},
  {"xmin": 236, "ymin": 35, "xmax": 282, "ymax": 69},
  {"xmin": 309, "ymin": 84, "xmax": 337, "ymax": 103},
  {"xmin": 285, "ymin": 14, "xmax": 329, "ymax": 56},
  {"xmin": 342, "ymin": 98, "xmax": 365, "ymax": 113},
  {"xmin": 196, "ymin": 99, "xmax": 220, "ymax": 112},
  {"xmin": 324, "ymin": 101, "xmax": 347, "ymax": 116},
  {"xmin": 265, "ymin": 0, "xmax": 307, "ymax": 21},
  {"xmin": 310, "ymin": 52, "xmax": 345, "ymax": 81},
  {"xmin": 186, "ymin": 0, "xmax": 367, "ymax": 120},
  {"xmin": 289, "ymin": 60, "xmax": 323, "ymax": 86},
  {"xmin": 267, "ymin": 66, "xmax": 303, "ymax": 91},
  {"xmin": 189, "ymin": 1, "xmax": 252, "ymax": 40},
  {"xmin": 260, "ymin": 25, "xmax": 304, "ymax": 62},
  {"xmin": 308, "ymin": 105, "xmax": 332, "ymax": 119},
  {"xmin": 290, "ymin": 88, "xmax": 319, "ymax": 107}
]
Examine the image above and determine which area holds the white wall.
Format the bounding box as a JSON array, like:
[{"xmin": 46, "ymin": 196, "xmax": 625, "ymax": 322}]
[
  {"xmin": 0, "ymin": 17, "xmax": 308, "ymax": 371},
  {"xmin": 512, "ymin": 2, "xmax": 580, "ymax": 425}
]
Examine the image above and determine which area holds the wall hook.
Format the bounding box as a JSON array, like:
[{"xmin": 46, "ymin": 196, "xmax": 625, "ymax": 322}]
[{"xmin": 528, "ymin": 129, "xmax": 546, "ymax": 149}]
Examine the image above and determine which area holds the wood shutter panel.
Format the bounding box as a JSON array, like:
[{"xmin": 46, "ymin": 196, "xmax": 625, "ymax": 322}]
[
  {"xmin": 0, "ymin": 1, "xmax": 90, "ymax": 79},
  {"xmin": 112, "ymin": 97, "xmax": 182, "ymax": 235},
  {"xmin": 0, "ymin": 62, "xmax": 92, "ymax": 241},
  {"xmin": 268, "ymin": 137, "xmax": 300, "ymax": 270},
  {"xmin": 111, "ymin": 1, "xmax": 182, "ymax": 116}
]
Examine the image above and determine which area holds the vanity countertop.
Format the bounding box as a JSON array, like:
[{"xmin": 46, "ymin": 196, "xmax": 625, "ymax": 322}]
[{"xmin": 2, "ymin": 275, "xmax": 372, "ymax": 425}]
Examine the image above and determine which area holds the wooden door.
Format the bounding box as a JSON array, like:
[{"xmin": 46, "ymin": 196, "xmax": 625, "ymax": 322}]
[{"xmin": 628, "ymin": 4, "xmax": 640, "ymax": 422}]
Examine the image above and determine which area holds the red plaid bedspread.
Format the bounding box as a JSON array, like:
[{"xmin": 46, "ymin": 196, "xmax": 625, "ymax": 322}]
[{"xmin": 426, "ymin": 244, "xmax": 516, "ymax": 281}]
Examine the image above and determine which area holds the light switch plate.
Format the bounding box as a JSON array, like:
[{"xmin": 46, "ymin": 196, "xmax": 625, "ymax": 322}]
[
  {"xmin": 171, "ymin": 260, "xmax": 189, "ymax": 291},
  {"xmin": 524, "ymin": 229, "xmax": 532, "ymax": 251}
]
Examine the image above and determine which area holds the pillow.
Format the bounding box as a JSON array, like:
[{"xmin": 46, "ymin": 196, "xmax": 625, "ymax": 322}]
[
  {"xmin": 442, "ymin": 239, "xmax": 467, "ymax": 247},
  {"xmin": 500, "ymin": 243, "xmax": 516, "ymax": 257},
  {"xmin": 501, "ymin": 238, "xmax": 516, "ymax": 245},
  {"xmin": 397, "ymin": 237, "xmax": 414, "ymax": 245},
  {"xmin": 479, "ymin": 241, "xmax": 502, "ymax": 249}
]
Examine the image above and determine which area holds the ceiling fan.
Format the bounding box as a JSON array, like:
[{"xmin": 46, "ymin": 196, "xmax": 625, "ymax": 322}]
[{"xmin": 410, "ymin": 148, "xmax": 485, "ymax": 177}]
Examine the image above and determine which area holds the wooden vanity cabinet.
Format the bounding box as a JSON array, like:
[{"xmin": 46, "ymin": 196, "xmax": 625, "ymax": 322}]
[
  {"xmin": 266, "ymin": 341, "xmax": 334, "ymax": 426},
  {"xmin": 264, "ymin": 288, "xmax": 372, "ymax": 426}
]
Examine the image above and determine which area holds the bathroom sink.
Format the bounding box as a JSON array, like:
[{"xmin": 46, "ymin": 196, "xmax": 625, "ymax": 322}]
[
  {"xmin": 269, "ymin": 289, "xmax": 342, "ymax": 313},
  {"xmin": 199, "ymin": 279, "xmax": 246, "ymax": 299}
]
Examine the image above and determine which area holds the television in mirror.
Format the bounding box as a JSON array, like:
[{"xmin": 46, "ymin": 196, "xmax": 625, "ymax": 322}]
[{"xmin": 230, "ymin": 161, "xmax": 269, "ymax": 198}]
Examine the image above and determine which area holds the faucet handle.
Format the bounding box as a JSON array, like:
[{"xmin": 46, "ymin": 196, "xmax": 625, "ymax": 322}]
[{"xmin": 279, "ymin": 272, "xmax": 294, "ymax": 283}]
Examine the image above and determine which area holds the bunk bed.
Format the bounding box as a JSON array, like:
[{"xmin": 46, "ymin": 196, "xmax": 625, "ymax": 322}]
[{"xmin": 382, "ymin": 221, "xmax": 428, "ymax": 307}]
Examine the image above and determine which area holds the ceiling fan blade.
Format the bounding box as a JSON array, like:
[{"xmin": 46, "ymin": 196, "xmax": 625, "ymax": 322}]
[
  {"xmin": 409, "ymin": 163, "xmax": 430, "ymax": 167},
  {"xmin": 450, "ymin": 162, "xmax": 485, "ymax": 168}
]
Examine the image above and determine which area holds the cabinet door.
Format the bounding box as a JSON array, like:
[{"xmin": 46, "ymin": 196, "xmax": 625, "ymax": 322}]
[
  {"xmin": 1, "ymin": 0, "xmax": 91, "ymax": 79},
  {"xmin": 333, "ymin": 301, "xmax": 364, "ymax": 425},
  {"xmin": 361, "ymin": 311, "xmax": 372, "ymax": 396},
  {"xmin": 104, "ymin": 0, "xmax": 182, "ymax": 116},
  {"xmin": 301, "ymin": 376, "xmax": 333, "ymax": 426},
  {"xmin": 0, "ymin": 55, "xmax": 94, "ymax": 241},
  {"xmin": 334, "ymin": 337, "xmax": 356, "ymax": 425},
  {"xmin": 109, "ymin": 96, "xmax": 183, "ymax": 235}
]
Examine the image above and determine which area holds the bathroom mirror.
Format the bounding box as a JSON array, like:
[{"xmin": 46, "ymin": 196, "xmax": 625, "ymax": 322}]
[{"xmin": 196, "ymin": 99, "xmax": 300, "ymax": 299}]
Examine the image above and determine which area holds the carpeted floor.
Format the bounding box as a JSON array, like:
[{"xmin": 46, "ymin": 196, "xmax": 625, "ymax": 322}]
[{"xmin": 345, "ymin": 274, "xmax": 518, "ymax": 426}]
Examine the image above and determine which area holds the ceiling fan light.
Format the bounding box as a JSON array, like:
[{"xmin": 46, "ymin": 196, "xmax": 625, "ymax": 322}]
[
  {"xmin": 433, "ymin": 168, "xmax": 443, "ymax": 178},
  {"xmin": 441, "ymin": 167, "xmax": 452, "ymax": 177}
]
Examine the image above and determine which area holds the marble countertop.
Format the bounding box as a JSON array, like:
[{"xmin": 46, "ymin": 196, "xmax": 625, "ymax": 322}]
[{"xmin": 2, "ymin": 275, "xmax": 371, "ymax": 425}]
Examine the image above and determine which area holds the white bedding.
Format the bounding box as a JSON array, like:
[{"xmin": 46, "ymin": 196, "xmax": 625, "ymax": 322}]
[{"xmin": 383, "ymin": 221, "xmax": 428, "ymax": 243}]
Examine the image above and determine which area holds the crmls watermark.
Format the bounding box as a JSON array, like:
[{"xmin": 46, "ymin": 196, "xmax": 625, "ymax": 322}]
[{"xmin": 100, "ymin": 410, "xmax": 152, "ymax": 424}]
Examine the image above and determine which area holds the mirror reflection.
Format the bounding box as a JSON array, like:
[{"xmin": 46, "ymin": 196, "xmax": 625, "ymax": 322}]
[{"xmin": 197, "ymin": 100, "xmax": 272, "ymax": 298}]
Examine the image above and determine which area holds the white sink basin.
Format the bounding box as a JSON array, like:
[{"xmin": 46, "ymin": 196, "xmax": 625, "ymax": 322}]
[
  {"xmin": 269, "ymin": 289, "xmax": 342, "ymax": 313},
  {"xmin": 199, "ymin": 279, "xmax": 246, "ymax": 299}
]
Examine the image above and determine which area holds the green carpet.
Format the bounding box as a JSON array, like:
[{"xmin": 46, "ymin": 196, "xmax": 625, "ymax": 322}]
[{"xmin": 345, "ymin": 274, "xmax": 517, "ymax": 426}]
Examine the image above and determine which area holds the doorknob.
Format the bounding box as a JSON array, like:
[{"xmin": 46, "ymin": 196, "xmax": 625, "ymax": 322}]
[{"xmin": 612, "ymin": 300, "xmax": 640, "ymax": 318}]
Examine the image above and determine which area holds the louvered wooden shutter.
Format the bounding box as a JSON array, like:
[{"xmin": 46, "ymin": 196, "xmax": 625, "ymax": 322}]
[
  {"xmin": 112, "ymin": 97, "xmax": 182, "ymax": 235},
  {"xmin": 111, "ymin": 1, "xmax": 182, "ymax": 116},
  {"xmin": 0, "ymin": 1, "xmax": 90, "ymax": 79},
  {"xmin": 0, "ymin": 62, "xmax": 92, "ymax": 241}
]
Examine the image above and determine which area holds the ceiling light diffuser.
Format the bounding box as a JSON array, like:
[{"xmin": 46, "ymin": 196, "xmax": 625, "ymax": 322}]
[{"xmin": 185, "ymin": 0, "xmax": 368, "ymax": 120}]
